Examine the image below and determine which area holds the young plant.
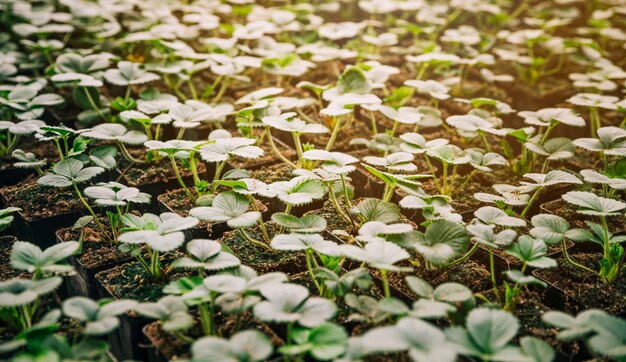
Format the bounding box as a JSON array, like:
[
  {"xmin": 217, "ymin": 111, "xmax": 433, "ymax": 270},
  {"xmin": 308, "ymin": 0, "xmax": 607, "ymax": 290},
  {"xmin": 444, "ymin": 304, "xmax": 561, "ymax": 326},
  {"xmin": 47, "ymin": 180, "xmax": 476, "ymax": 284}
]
[
  {"xmin": 171, "ymin": 238, "xmax": 241, "ymax": 277},
  {"xmin": 268, "ymin": 176, "xmax": 327, "ymax": 215},
  {"xmin": 62, "ymin": 296, "xmax": 137, "ymax": 336},
  {"xmin": 37, "ymin": 158, "xmax": 107, "ymax": 239},
  {"xmin": 10, "ymin": 241, "xmax": 79, "ymax": 279},
  {"xmin": 188, "ymin": 330, "xmax": 274, "ymax": 362},
  {"xmin": 0, "ymin": 84, "xmax": 64, "ymax": 120},
  {"xmin": 560, "ymin": 191, "xmax": 626, "ymax": 283},
  {"xmin": 190, "ymin": 191, "xmax": 268, "ymax": 249},
  {"xmin": 263, "ymin": 112, "xmax": 327, "ymax": 168},
  {"xmin": 340, "ymin": 239, "xmax": 412, "ymax": 298},
  {"xmin": 83, "ymin": 123, "xmax": 148, "ymax": 164},
  {"xmin": 104, "ymin": 61, "xmax": 160, "ymax": 101},
  {"xmin": 83, "ymin": 182, "xmax": 151, "ymax": 241},
  {"xmin": 12, "ymin": 149, "xmax": 46, "ymax": 175},
  {"xmin": 136, "ymin": 295, "xmax": 194, "ymax": 343},
  {"xmin": 118, "ymin": 212, "xmax": 199, "ymax": 279},
  {"xmin": 0, "ymin": 206, "xmax": 20, "ymax": 232},
  {"xmin": 0, "ymin": 119, "xmax": 44, "ymax": 156},
  {"xmin": 0, "ymin": 277, "xmax": 62, "ymax": 332}
]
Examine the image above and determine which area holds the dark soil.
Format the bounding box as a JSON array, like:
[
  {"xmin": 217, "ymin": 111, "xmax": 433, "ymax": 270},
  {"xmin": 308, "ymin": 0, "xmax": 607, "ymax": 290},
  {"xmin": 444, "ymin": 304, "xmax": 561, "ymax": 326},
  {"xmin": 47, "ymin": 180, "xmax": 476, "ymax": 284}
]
[
  {"xmin": 0, "ymin": 177, "xmax": 84, "ymax": 221},
  {"xmin": 250, "ymin": 162, "xmax": 295, "ymax": 183},
  {"xmin": 535, "ymin": 251, "xmax": 626, "ymax": 315},
  {"xmin": 0, "ymin": 236, "xmax": 30, "ymax": 281},
  {"xmin": 118, "ymin": 155, "xmax": 206, "ymax": 188},
  {"xmin": 57, "ymin": 219, "xmax": 130, "ymax": 270},
  {"xmin": 144, "ymin": 312, "xmax": 282, "ymax": 361},
  {"xmin": 96, "ymin": 255, "xmax": 189, "ymax": 302},
  {"xmin": 219, "ymin": 223, "xmax": 303, "ymax": 275}
]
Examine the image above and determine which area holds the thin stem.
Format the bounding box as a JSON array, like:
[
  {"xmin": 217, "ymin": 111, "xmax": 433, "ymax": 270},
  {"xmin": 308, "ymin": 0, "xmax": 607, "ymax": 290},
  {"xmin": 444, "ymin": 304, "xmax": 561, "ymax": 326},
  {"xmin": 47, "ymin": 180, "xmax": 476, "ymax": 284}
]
[
  {"xmin": 119, "ymin": 143, "xmax": 146, "ymax": 163},
  {"xmin": 211, "ymin": 160, "xmax": 227, "ymax": 193},
  {"xmin": 489, "ymin": 248, "xmax": 502, "ymax": 304},
  {"xmin": 325, "ymin": 116, "xmax": 343, "ymax": 151},
  {"xmin": 520, "ymin": 186, "xmax": 543, "ymax": 218},
  {"xmin": 239, "ymin": 228, "xmax": 271, "ymax": 250},
  {"xmin": 445, "ymin": 242, "xmax": 479, "ymax": 268},
  {"xmin": 293, "ymin": 133, "xmax": 304, "ymax": 167},
  {"xmin": 72, "ymin": 183, "xmax": 110, "ymax": 242},
  {"xmin": 267, "ymin": 128, "xmax": 297, "ymax": 168},
  {"xmin": 380, "ymin": 269, "xmax": 390, "ymax": 298},
  {"xmin": 562, "ymin": 238, "xmax": 599, "ymax": 276},
  {"xmin": 169, "ymin": 156, "xmax": 193, "ymax": 199},
  {"xmin": 306, "ymin": 249, "xmax": 324, "ymax": 295},
  {"xmin": 198, "ymin": 302, "xmax": 212, "ymax": 336},
  {"xmin": 328, "ymin": 183, "xmax": 353, "ymax": 226}
]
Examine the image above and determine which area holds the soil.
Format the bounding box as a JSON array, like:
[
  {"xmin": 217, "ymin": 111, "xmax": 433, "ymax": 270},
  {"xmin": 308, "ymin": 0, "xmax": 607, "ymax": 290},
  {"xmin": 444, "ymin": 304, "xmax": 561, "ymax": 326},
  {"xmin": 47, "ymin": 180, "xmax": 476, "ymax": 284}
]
[
  {"xmin": 249, "ymin": 162, "xmax": 295, "ymax": 183},
  {"xmin": 144, "ymin": 312, "xmax": 283, "ymax": 361},
  {"xmin": 96, "ymin": 255, "xmax": 189, "ymax": 302},
  {"xmin": 0, "ymin": 177, "xmax": 84, "ymax": 221},
  {"xmin": 379, "ymin": 258, "xmax": 492, "ymax": 302},
  {"xmin": 219, "ymin": 223, "xmax": 303, "ymax": 275},
  {"xmin": 57, "ymin": 218, "xmax": 130, "ymax": 269},
  {"xmin": 535, "ymin": 251, "xmax": 626, "ymax": 316},
  {"xmin": 0, "ymin": 236, "xmax": 30, "ymax": 281},
  {"xmin": 118, "ymin": 154, "xmax": 207, "ymax": 188}
]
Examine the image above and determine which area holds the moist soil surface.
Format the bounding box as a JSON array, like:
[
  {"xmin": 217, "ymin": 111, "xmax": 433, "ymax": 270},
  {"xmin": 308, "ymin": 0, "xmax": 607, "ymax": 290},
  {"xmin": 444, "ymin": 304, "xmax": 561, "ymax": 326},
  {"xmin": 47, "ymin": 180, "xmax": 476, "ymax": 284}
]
[
  {"xmin": 219, "ymin": 223, "xmax": 304, "ymax": 275},
  {"xmin": 118, "ymin": 155, "xmax": 206, "ymax": 188},
  {"xmin": 96, "ymin": 255, "xmax": 189, "ymax": 302},
  {"xmin": 144, "ymin": 312, "xmax": 282, "ymax": 361},
  {"xmin": 535, "ymin": 251, "xmax": 626, "ymax": 316},
  {"xmin": 57, "ymin": 218, "xmax": 130, "ymax": 269},
  {"xmin": 0, "ymin": 177, "xmax": 84, "ymax": 221}
]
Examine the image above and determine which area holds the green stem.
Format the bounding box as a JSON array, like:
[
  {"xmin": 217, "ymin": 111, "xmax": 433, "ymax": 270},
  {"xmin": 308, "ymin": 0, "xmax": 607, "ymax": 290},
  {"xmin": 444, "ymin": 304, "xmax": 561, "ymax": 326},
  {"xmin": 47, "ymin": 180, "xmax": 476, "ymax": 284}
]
[
  {"xmin": 120, "ymin": 143, "xmax": 146, "ymax": 163},
  {"xmin": 562, "ymin": 238, "xmax": 599, "ymax": 276},
  {"xmin": 198, "ymin": 302, "xmax": 212, "ymax": 335},
  {"xmin": 325, "ymin": 116, "xmax": 343, "ymax": 151},
  {"xmin": 306, "ymin": 249, "xmax": 324, "ymax": 295},
  {"xmin": 293, "ymin": 133, "xmax": 304, "ymax": 167},
  {"xmin": 239, "ymin": 228, "xmax": 271, "ymax": 250},
  {"xmin": 380, "ymin": 269, "xmax": 390, "ymax": 298},
  {"xmin": 267, "ymin": 128, "xmax": 297, "ymax": 168},
  {"xmin": 489, "ymin": 248, "xmax": 502, "ymax": 304},
  {"xmin": 169, "ymin": 156, "xmax": 193, "ymax": 199},
  {"xmin": 72, "ymin": 183, "xmax": 111, "ymax": 242},
  {"xmin": 445, "ymin": 242, "xmax": 479, "ymax": 268},
  {"xmin": 520, "ymin": 186, "xmax": 543, "ymax": 218},
  {"xmin": 211, "ymin": 160, "xmax": 227, "ymax": 193}
]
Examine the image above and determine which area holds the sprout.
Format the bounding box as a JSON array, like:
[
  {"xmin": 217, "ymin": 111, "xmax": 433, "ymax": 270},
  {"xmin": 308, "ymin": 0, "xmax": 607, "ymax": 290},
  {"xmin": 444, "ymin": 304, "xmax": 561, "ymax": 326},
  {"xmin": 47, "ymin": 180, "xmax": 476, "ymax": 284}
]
[
  {"xmin": 405, "ymin": 276, "xmax": 474, "ymax": 320},
  {"xmin": 573, "ymin": 126, "xmax": 626, "ymax": 157},
  {"xmin": 254, "ymin": 283, "xmax": 336, "ymax": 327},
  {"xmin": 12, "ymin": 149, "xmax": 46, "ymax": 174},
  {"xmin": 360, "ymin": 317, "xmax": 456, "ymax": 362},
  {"xmin": 0, "ymin": 207, "xmax": 20, "ymax": 233},
  {"xmin": 189, "ymin": 330, "xmax": 273, "ymax": 362},
  {"xmin": 363, "ymin": 152, "xmax": 417, "ymax": 173},
  {"xmin": 10, "ymin": 241, "xmax": 78, "ymax": 278},
  {"xmin": 399, "ymin": 133, "xmax": 449, "ymax": 154},
  {"xmin": 136, "ymin": 295, "xmax": 194, "ymax": 336},
  {"xmin": 0, "ymin": 119, "xmax": 44, "ymax": 156},
  {"xmin": 104, "ymin": 61, "xmax": 160, "ymax": 100},
  {"xmin": 269, "ymin": 176, "xmax": 327, "ymax": 211},
  {"xmin": 0, "ymin": 84, "xmax": 64, "ymax": 120},
  {"xmin": 118, "ymin": 212, "xmax": 199, "ymax": 279},
  {"xmin": 63, "ymin": 297, "xmax": 136, "ymax": 336},
  {"xmin": 446, "ymin": 308, "xmax": 536, "ymax": 362},
  {"xmin": 280, "ymin": 323, "xmax": 348, "ymax": 361},
  {"xmin": 172, "ymin": 238, "xmax": 241, "ymax": 273},
  {"xmin": 82, "ymin": 123, "xmax": 148, "ymax": 163},
  {"xmin": 190, "ymin": 191, "xmax": 268, "ymax": 247},
  {"xmin": 474, "ymin": 206, "xmax": 527, "ymax": 227},
  {"xmin": 340, "ymin": 240, "xmax": 411, "ymax": 297},
  {"xmin": 516, "ymin": 170, "xmax": 582, "ymax": 218},
  {"xmin": 543, "ymin": 309, "xmax": 626, "ymax": 360},
  {"xmin": 411, "ymin": 220, "xmax": 470, "ymax": 269},
  {"xmin": 404, "ymin": 79, "xmax": 451, "ymax": 101},
  {"xmin": 0, "ymin": 277, "xmax": 62, "ymax": 331},
  {"xmin": 199, "ymin": 137, "xmax": 264, "ymax": 193},
  {"xmin": 38, "ymin": 158, "xmax": 110, "ymax": 239},
  {"xmin": 263, "ymin": 113, "xmax": 327, "ymax": 167}
]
